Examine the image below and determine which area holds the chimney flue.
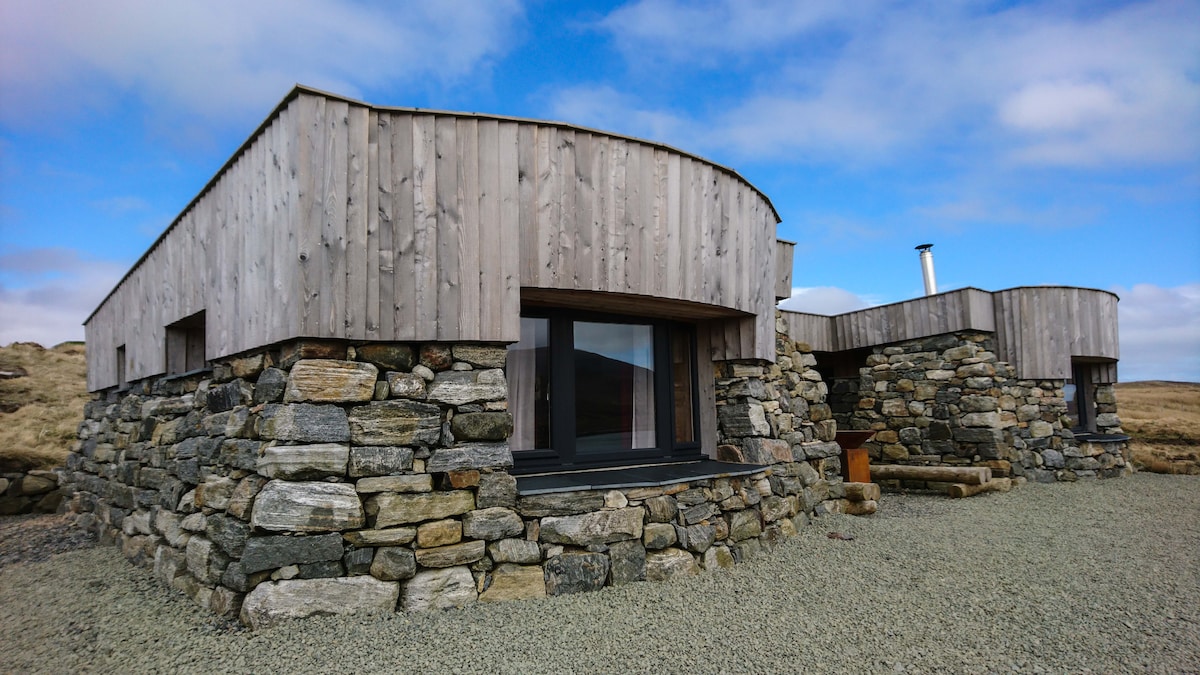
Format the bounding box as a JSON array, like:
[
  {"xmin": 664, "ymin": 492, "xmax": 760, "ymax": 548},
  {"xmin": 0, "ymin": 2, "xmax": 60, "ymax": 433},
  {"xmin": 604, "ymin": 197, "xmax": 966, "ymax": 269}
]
[{"xmin": 915, "ymin": 243, "xmax": 937, "ymax": 296}]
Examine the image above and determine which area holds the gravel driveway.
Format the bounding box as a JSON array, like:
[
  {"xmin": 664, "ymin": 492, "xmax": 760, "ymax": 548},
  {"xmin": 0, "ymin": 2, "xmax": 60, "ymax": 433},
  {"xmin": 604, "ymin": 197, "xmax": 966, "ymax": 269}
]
[{"xmin": 2, "ymin": 473, "xmax": 1197, "ymax": 674}]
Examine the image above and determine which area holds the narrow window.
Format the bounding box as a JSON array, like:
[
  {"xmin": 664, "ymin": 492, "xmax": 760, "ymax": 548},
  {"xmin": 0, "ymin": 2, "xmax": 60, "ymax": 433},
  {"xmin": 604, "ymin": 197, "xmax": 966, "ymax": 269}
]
[
  {"xmin": 166, "ymin": 311, "xmax": 207, "ymax": 375},
  {"xmin": 116, "ymin": 345, "xmax": 127, "ymax": 388},
  {"xmin": 1066, "ymin": 360, "xmax": 1096, "ymax": 433}
]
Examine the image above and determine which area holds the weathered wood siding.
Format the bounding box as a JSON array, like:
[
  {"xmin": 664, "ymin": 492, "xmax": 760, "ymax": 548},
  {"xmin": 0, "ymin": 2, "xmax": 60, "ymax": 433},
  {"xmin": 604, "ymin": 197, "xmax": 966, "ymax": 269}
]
[
  {"xmin": 86, "ymin": 87, "xmax": 782, "ymax": 390},
  {"xmin": 779, "ymin": 286, "xmax": 1119, "ymax": 381},
  {"xmin": 774, "ymin": 240, "xmax": 795, "ymax": 301},
  {"xmin": 992, "ymin": 287, "xmax": 1120, "ymax": 380}
]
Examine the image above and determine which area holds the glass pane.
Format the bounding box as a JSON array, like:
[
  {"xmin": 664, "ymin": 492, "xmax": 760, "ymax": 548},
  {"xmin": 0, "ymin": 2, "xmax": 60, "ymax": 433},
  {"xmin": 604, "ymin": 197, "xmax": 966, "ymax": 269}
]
[
  {"xmin": 671, "ymin": 330, "xmax": 695, "ymax": 444},
  {"xmin": 574, "ymin": 321, "xmax": 656, "ymax": 454},
  {"xmin": 507, "ymin": 317, "xmax": 550, "ymax": 451}
]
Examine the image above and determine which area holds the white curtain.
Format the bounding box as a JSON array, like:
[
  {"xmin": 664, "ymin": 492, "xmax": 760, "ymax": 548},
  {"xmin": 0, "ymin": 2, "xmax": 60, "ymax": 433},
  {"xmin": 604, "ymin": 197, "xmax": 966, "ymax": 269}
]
[
  {"xmin": 507, "ymin": 321, "xmax": 537, "ymax": 451},
  {"xmin": 629, "ymin": 327, "xmax": 656, "ymax": 449}
]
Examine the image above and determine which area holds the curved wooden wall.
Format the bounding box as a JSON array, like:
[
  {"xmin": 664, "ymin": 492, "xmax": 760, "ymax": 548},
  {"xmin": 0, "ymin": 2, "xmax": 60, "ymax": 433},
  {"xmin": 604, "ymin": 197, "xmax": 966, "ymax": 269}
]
[{"xmin": 86, "ymin": 88, "xmax": 783, "ymax": 390}]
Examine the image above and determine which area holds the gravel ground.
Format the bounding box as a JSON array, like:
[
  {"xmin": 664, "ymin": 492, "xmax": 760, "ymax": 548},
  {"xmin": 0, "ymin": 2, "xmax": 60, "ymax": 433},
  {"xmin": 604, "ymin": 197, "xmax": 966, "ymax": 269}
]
[{"xmin": 1, "ymin": 473, "xmax": 1197, "ymax": 674}]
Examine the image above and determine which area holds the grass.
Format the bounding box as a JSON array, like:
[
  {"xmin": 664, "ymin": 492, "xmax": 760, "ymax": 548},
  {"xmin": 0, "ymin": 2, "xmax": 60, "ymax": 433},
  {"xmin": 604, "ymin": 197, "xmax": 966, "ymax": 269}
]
[
  {"xmin": 1114, "ymin": 380, "xmax": 1200, "ymax": 475},
  {"xmin": 0, "ymin": 342, "xmax": 90, "ymax": 472}
]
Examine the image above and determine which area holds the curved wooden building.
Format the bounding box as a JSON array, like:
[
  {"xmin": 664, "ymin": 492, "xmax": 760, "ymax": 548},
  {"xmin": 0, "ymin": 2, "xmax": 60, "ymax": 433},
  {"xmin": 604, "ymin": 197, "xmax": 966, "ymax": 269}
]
[{"xmin": 85, "ymin": 86, "xmax": 790, "ymax": 392}]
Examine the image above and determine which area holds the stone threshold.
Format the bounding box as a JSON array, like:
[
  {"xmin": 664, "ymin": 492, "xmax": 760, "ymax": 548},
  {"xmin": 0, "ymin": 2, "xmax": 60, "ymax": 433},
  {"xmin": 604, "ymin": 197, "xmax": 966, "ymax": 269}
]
[{"xmin": 515, "ymin": 460, "xmax": 770, "ymax": 496}]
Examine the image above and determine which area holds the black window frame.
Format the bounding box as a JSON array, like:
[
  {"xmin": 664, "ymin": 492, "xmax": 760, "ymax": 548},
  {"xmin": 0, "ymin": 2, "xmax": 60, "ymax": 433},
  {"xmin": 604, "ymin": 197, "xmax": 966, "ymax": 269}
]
[{"xmin": 509, "ymin": 308, "xmax": 702, "ymax": 474}]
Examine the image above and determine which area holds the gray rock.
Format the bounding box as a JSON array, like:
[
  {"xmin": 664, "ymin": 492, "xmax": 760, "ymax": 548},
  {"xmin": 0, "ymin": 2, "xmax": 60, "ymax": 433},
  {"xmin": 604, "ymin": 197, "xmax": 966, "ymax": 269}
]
[
  {"xmin": 516, "ymin": 491, "xmax": 607, "ymax": 517},
  {"xmin": 544, "ymin": 552, "xmax": 609, "ymax": 595},
  {"xmin": 257, "ymin": 404, "xmax": 350, "ymax": 443},
  {"xmin": 426, "ymin": 443, "xmax": 513, "ymax": 472},
  {"xmin": 342, "ymin": 528, "xmax": 417, "ymax": 547},
  {"xmin": 1042, "ymin": 448, "xmax": 1065, "ymax": 469},
  {"xmin": 348, "ymin": 401, "xmax": 442, "ymax": 446},
  {"xmin": 476, "ymin": 472, "xmax": 518, "ymax": 508},
  {"xmin": 645, "ymin": 548, "xmax": 699, "ymax": 581},
  {"xmin": 195, "ymin": 476, "xmax": 237, "ymax": 511},
  {"xmin": 355, "ymin": 475, "xmax": 432, "ymax": 494},
  {"xmin": 449, "ymin": 412, "xmax": 513, "ymax": 442},
  {"xmin": 253, "ymin": 367, "xmax": 289, "ymax": 404},
  {"xmin": 298, "ymin": 560, "xmax": 344, "ymax": 579},
  {"xmin": 257, "ymin": 443, "xmax": 349, "ymax": 480},
  {"xmin": 488, "ymin": 538, "xmax": 542, "ymax": 564},
  {"xmin": 370, "ymin": 546, "xmax": 417, "ymax": 581},
  {"xmin": 540, "ymin": 508, "xmax": 643, "ymax": 546},
  {"xmin": 185, "ymin": 536, "xmax": 230, "ymax": 585},
  {"xmin": 219, "ymin": 439, "xmax": 260, "ymax": 472},
  {"xmin": 718, "ymin": 403, "xmax": 771, "ymax": 437},
  {"xmin": 207, "ymin": 380, "xmax": 251, "ymax": 413},
  {"xmin": 250, "ymin": 481, "xmax": 365, "ymax": 533},
  {"xmin": 425, "ymin": 369, "xmax": 507, "ymax": 406},
  {"xmin": 372, "ymin": 491, "xmax": 475, "ymax": 528},
  {"xmin": 799, "ymin": 441, "xmax": 841, "ymax": 459},
  {"xmin": 220, "ymin": 561, "xmax": 272, "ymax": 593},
  {"xmin": 643, "ymin": 522, "xmax": 677, "ymax": 549},
  {"xmin": 344, "ymin": 547, "xmax": 374, "ymax": 575},
  {"xmin": 227, "ymin": 475, "xmax": 268, "ymax": 520},
  {"xmin": 206, "ymin": 514, "xmax": 251, "ymax": 557},
  {"xmin": 682, "ymin": 503, "xmax": 718, "ymax": 525},
  {"xmin": 728, "ymin": 510, "xmax": 762, "ymax": 542},
  {"xmin": 644, "ymin": 496, "xmax": 678, "ymax": 523},
  {"xmin": 462, "ymin": 507, "xmax": 524, "ymax": 541},
  {"xmin": 679, "ymin": 524, "xmax": 716, "ymax": 553},
  {"xmin": 240, "ymin": 533, "xmax": 345, "ymax": 574},
  {"xmin": 451, "ymin": 345, "xmax": 508, "ymax": 369},
  {"xmin": 741, "ymin": 437, "xmax": 791, "ymax": 464},
  {"xmin": 348, "ymin": 446, "xmax": 415, "ymax": 477},
  {"xmin": 608, "ymin": 539, "xmax": 647, "ymax": 585},
  {"xmin": 240, "ymin": 577, "xmax": 399, "ymax": 629},
  {"xmin": 401, "ymin": 566, "xmax": 477, "ymax": 611}
]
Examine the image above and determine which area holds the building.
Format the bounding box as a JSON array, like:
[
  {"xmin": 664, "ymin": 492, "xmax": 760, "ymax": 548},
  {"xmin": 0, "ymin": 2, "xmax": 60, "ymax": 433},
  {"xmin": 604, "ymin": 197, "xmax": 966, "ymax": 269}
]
[{"xmin": 66, "ymin": 86, "xmax": 1125, "ymax": 627}]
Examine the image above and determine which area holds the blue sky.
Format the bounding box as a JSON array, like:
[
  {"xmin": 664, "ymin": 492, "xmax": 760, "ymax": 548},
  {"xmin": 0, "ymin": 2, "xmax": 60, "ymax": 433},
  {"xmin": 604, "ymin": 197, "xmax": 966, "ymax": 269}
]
[{"xmin": 1, "ymin": 0, "xmax": 1197, "ymax": 381}]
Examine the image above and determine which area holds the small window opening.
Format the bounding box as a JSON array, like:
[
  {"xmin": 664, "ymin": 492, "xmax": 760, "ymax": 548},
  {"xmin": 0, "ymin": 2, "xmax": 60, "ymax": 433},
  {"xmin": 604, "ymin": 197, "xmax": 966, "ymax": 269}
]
[
  {"xmin": 1065, "ymin": 360, "xmax": 1095, "ymax": 433},
  {"xmin": 166, "ymin": 311, "xmax": 207, "ymax": 375},
  {"xmin": 116, "ymin": 344, "xmax": 127, "ymax": 388}
]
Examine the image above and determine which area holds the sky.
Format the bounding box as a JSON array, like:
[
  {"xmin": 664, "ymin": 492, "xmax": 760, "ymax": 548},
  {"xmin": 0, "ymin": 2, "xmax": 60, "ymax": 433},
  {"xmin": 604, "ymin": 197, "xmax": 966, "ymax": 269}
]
[{"xmin": 0, "ymin": 0, "xmax": 1197, "ymax": 381}]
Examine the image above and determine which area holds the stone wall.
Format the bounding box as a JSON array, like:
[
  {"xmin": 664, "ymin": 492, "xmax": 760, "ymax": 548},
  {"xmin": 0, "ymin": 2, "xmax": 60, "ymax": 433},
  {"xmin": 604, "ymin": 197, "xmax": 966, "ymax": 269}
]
[
  {"xmin": 713, "ymin": 316, "xmax": 846, "ymax": 515},
  {"xmin": 833, "ymin": 332, "xmax": 1129, "ymax": 483},
  {"xmin": 0, "ymin": 469, "xmax": 64, "ymax": 515},
  {"xmin": 64, "ymin": 326, "xmax": 843, "ymax": 628}
]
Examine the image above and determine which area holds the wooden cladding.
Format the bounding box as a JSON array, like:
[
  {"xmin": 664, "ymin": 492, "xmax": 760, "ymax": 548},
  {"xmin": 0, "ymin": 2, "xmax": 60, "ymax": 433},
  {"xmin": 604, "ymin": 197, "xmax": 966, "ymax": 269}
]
[
  {"xmin": 85, "ymin": 88, "xmax": 783, "ymax": 390},
  {"xmin": 779, "ymin": 286, "xmax": 1120, "ymax": 381}
]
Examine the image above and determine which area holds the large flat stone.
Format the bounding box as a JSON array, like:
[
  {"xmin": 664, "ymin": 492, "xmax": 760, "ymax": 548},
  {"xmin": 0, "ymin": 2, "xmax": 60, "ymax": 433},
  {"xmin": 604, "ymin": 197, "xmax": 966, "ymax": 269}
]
[
  {"xmin": 348, "ymin": 446, "xmax": 415, "ymax": 477},
  {"xmin": 348, "ymin": 401, "xmax": 442, "ymax": 446},
  {"xmin": 250, "ymin": 481, "xmax": 364, "ymax": 533},
  {"xmin": 240, "ymin": 533, "xmax": 345, "ymax": 574},
  {"xmin": 462, "ymin": 507, "xmax": 524, "ymax": 541},
  {"xmin": 540, "ymin": 508, "xmax": 643, "ymax": 546},
  {"xmin": 257, "ymin": 443, "xmax": 349, "ymax": 480},
  {"xmin": 343, "ymin": 527, "xmax": 417, "ymax": 547},
  {"xmin": 284, "ymin": 360, "xmax": 378, "ymax": 403},
  {"xmin": 426, "ymin": 443, "xmax": 513, "ymax": 472},
  {"xmin": 373, "ymin": 491, "xmax": 475, "ymax": 528},
  {"xmin": 425, "ymin": 370, "xmax": 507, "ymax": 406},
  {"xmin": 240, "ymin": 577, "xmax": 399, "ymax": 629},
  {"xmin": 479, "ymin": 564, "xmax": 546, "ymax": 602},
  {"xmin": 516, "ymin": 491, "xmax": 606, "ymax": 517},
  {"xmin": 401, "ymin": 566, "xmax": 477, "ymax": 611},
  {"xmin": 488, "ymin": 538, "xmax": 542, "ymax": 564},
  {"xmin": 257, "ymin": 403, "xmax": 350, "ymax": 443},
  {"xmin": 414, "ymin": 540, "xmax": 486, "ymax": 568}
]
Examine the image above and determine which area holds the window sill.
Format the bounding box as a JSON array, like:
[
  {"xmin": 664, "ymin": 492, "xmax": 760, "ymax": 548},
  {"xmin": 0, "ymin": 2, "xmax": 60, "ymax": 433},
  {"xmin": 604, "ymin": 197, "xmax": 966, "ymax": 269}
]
[{"xmin": 515, "ymin": 459, "xmax": 770, "ymax": 496}]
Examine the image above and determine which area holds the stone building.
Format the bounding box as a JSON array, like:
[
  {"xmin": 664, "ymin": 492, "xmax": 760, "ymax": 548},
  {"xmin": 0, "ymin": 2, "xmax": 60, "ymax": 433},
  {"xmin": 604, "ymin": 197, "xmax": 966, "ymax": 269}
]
[{"xmin": 65, "ymin": 86, "xmax": 1124, "ymax": 627}]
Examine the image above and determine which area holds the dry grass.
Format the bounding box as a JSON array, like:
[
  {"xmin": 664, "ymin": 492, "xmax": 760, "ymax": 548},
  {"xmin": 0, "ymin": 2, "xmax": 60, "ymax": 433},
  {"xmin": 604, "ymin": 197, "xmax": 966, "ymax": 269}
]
[
  {"xmin": 1114, "ymin": 380, "xmax": 1200, "ymax": 475},
  {"xmin": 0, "ymin": 342, "xmax": 90, "ymax": 472}
]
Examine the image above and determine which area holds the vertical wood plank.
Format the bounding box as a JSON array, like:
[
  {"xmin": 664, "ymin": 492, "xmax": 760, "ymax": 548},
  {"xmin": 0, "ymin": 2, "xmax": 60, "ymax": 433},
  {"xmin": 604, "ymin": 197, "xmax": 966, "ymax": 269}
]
[
  {"xmin": 497, "ymin": 121, "xmax": 521, "ymax": 341},
  {"xmin": 457, "ymin": 118, "xmax": 480, "ymax": 340},
  {"xmin": 573, "ymin": 131, "xmax": 594, "ymax": 291},
  {"xmin": 375, "ymin": 113, "xmax": 395, "ymax": 339},
  {"xmin": 435, "ymin": 116, "xmax": 461, "ymax": 340},
  {"xmin": 411, "ymin": 114, "xmax": 438, "ymax": 339},
  {"xmin": 365, "ymin": 110, "xmax": 381, "ymax": 340},
  {"xmin": 391, "ymin": 113, "xmax": 416, "ymax": 340},
  {"xmin": 608, "ymin": 138, "xmax": 627, "ymax": 293},
  {"xmin": 477, "ymin": 118, "xmax": 501, "ymax": 338},
  {"xmin": 345, "ymin": 104, "xmax": 369, "ymax": 340},
  {"xmin": 665, "ymin": 153, "xmax": 682, "ymax": 299},
  {"xmin": 517, "ymin": 124, "xmax": 537, "ymax": 287}
]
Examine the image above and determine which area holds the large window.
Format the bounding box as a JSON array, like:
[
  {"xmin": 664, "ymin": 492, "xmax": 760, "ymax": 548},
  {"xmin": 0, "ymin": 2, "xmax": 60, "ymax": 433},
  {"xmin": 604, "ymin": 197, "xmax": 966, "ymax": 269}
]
[
  {"xmin": 507, "ymin": 311, "xmax": 699, "ymax": 472},
  {"xmin": 165, "ymin": 311, "xmax": 207, "ymax": 375}
]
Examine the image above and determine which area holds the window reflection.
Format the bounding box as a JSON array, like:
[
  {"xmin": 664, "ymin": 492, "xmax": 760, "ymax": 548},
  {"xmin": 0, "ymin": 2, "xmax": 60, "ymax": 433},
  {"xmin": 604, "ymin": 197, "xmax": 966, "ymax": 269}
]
[{"xmin": 574, "ymin": 321, "xmax": 656, "ymax": 454}]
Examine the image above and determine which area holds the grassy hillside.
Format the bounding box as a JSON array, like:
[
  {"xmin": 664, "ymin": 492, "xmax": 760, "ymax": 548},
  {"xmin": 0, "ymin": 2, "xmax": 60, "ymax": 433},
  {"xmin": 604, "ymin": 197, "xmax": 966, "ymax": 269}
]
[
  {"xmin": 1114, "ymin": 381, "xmax": 1200, "ymax": 475},
  {"xmin": 0, "ymin": 342, "xmax": 89, "ymax": 472}
]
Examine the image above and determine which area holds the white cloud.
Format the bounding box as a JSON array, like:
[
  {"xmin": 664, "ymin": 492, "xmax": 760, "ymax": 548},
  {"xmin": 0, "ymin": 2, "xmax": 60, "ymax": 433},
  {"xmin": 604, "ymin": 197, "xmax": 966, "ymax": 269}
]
[
  {"xmin": 1112, "ymin": 283, "xmax": 1200, "ymax": 383},
  {"xmin": 0, "ymin": 248, "xmax": 125, "ymax": 347},
  {"xmin": 777, "ymin": 286, "xmax": 873, "ymax": 316},
  {"xmin": 591, "ymin": 0, "xmax": 1200, "ymax": 168},
  {"xmin": 0, "ymin": 0, "xmax": 524, "ymax": 131},
  {"xmin": 545, "ymin": 85, "xmax": 696, "ymax": 149}
]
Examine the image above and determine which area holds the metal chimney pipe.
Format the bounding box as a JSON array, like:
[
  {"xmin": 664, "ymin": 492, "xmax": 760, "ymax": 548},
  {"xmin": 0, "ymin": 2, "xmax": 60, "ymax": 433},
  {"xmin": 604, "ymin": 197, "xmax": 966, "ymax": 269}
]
[{"xmin": 915, "ymin": 243, "xmax": 937, "ymax": 295}]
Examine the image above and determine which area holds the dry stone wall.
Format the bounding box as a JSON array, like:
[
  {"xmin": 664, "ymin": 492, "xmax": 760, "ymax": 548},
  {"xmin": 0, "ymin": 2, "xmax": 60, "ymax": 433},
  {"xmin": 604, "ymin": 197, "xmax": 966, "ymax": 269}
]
[
  {"xmin": 833, "ymin": 332, "xmax": 1129, "ymax": 484},
  {"xmin": 65, "ymin": 326, "xmax": 843, "ymax": 628}
]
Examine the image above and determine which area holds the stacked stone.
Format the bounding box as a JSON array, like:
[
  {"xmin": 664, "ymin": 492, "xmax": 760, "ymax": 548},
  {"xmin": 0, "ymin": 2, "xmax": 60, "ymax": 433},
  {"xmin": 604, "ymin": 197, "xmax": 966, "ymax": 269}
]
[
  {"xmin": 711, "ymin": 317, "xmax": 844, "ymax": 516},
  {"xmin": 63, "ymin": 340, "xmax": 518, "ymax": 627},
  {"xmin": 63, "ymin": 329, "xmax": 848, "ymax": 628},
  {"xmin": 834, "ymin": 332, "xmax": 1128, "ymax": 484},
  {"xmin": 0, "ymin": 469, "xmax": 63, "ymax": 515}
]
